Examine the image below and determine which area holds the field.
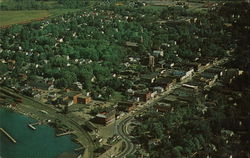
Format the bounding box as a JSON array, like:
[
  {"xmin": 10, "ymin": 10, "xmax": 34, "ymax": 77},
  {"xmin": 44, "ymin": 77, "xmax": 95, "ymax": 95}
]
[{"xmin": 0, "ymin": 9, "xmax": 80, "ymax": 27}]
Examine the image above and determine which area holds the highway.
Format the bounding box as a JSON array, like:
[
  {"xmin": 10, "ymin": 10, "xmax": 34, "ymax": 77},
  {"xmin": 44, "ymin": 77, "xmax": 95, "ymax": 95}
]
[{"xmin": 115, "ymin": 57, "xmax": 229, "ymax": 158}]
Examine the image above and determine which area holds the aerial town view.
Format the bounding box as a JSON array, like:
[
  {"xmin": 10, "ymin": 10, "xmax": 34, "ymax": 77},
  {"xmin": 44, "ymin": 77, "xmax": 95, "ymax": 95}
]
[{"xmin": 0, "ymin": 0, "xmax": 249, "ymax": 158}]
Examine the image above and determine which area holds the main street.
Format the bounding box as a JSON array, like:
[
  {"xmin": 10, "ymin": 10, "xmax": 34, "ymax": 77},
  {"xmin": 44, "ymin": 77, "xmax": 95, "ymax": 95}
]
[{"xmin": 115, "ymin": 57, "xmax": 229, "ymax": 158}]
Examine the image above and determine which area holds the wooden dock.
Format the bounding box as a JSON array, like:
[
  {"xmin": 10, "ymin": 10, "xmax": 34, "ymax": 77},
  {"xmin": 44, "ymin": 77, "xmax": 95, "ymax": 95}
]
[
  {"xmin": 28, "ymin": 124, "xmax": 36, "ymax": 130},
  {"xmin": 27, "ymin": 122, "xmax": 40, "ymax": 130},
  {"xmin": 0, "ymin": 128, "xmax": 17, "ymax": 143},
  {"xmin": 75, "ymin": 146, "xmax": 84, "ymax": 151},
  {"xmin": 56, "ymin": 131, "xmax": 74, "ymax": 137}
]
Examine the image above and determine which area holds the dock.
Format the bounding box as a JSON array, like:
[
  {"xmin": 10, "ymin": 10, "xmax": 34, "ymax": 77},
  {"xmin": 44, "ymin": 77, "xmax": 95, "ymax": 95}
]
[
  {"xmin": 28, "ymin": 124, "xmax": 36, "ymax": 130},
  {"xmin": 0, "ymin": 128, "xmax": 17, "ymax": 143},
  {"xmin": 27, "ymin": 122, "xmax": 40, "ymax": 130},
  {"xmin": 56, "ymin": 131, "xmax": 74, "ymax": 137},
  {"xmin": 75, "ymin": 146, "xmax": 84, "ymax": 151}
]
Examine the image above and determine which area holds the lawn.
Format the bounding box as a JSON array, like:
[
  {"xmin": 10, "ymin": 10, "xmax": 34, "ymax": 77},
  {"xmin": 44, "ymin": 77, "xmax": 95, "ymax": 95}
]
[{"xmin": 0, "ymin": 9, "xmax": 80, "ymax": 27}]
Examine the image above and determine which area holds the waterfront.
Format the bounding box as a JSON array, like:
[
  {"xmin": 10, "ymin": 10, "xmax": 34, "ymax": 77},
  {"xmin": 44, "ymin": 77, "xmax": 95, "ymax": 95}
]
[{"xmin": 0, "ymin": 108, "xmax": 79, "ymax": 158}]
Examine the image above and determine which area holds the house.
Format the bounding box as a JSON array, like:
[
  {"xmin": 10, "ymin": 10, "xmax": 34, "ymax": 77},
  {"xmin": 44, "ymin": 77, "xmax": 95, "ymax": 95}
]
[
  {"xmin": 172, "ymin": 87, "xmax": 196, "ymax": 99},
  {"xmin": 160, "ymin": 95, "xmax": 178, "ymax": 104},
  {"xmin": 204, "ymin": 66, "xmax": 225, "ymax": 78},
  {"xmin": 154, "ymin": 103, "xmax": 172, "ymax": 113},
  {"xmin": 183, "ymin": 62, "xmax": 202, "ymax": 72},
  {"xmin": 141, "ymin": 72, "xmax": 159, "ymax": 84},
  {"xmin": 200, "ymin": 72, "xmax": 218, "ymax": 82},
  {"xmin": 186, "ymin": 78, "xmax": 206, "ymax": 89},
  {"xmin": 94, "ymin": 110, "xmax": 116, "ymax": 125},
  {"xmin": 171, "ymin": 70, "xmax": 190, "ymax": 82},
  {"xmin": 154, "ymin": 77, "xmax": 176, "ymax": 90},
  {"xmin": 152, "ymin": 50, "xmax": 164, "ymax": 57},
  {"xmin": 125, "ymin": 41, "xmax": 138, "ymax": 47},
  {"xmin": 153, "ymin": 87, "xmax": 164, "ymax": 93},
  {"xmin": 118, "ymin": 101, "xmax": 137, "ymax": 112},
  {"xmin": 173, "ymin": 65, "xmax": 194, "ymax": 76}
]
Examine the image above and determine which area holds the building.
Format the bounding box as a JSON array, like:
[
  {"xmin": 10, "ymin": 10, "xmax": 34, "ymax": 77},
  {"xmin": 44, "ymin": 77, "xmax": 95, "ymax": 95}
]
[
  {"xmin": 94, "ymin": 110, "xmax": 116, "ymax": 125},
  {"xmin": 204, "ymin": 66, "xmax": 225, "ymax": 77},
  {"xmin": 154, "ymin": 103, "xmax": 172, "ymax": 113},
  {"xmin": 118, "ymin": 101, "xmax": 138, "ymax": 112},
  {"xmin": 153, "ymin": 50, "xmax": 164, "ymax": 57},
  {"xmin": 172, "ymin": 70, "xmax": 190, "ymax": 81},
  {"xmin": 141, "ymin": 72, "xmax": 159, "ymax": 84},
  {"xmin": 183, "ymin": 62, "xmax": 202, "ymax": 72},
  {"xmin": 160, "ymin": 95, "xmax": 179, "ymax": 105},
  {"xmin": 153, "ymin": 86, "xmax": 164, "ymax": 93},
  {"xmin": 77, "ymin": 95, "xmax": 92, "ymax": 104},
  {"xmin": 148, "ymin": 55, "xmax": 155, "ymax": 68},
  {"xmin": 134, "ymin": 91, "xmax": 151, "ymax": 102},
  {"xmin": 154, "ymin": 77, "xmax": 176, "ymax": 90},
  {"xmin": 125, "ymin": 41, "xmax": 138, "ymax": 47},
  {"xmin": 67, "ymin": 92, "xmax": 92, "ymax": 104}
]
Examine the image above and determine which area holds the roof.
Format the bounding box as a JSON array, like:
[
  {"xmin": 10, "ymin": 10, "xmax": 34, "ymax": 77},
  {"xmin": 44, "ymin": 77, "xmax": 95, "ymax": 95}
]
[
  {"xmin": 141, "ymin": 72, "xmax": 159, "ymax": 80},
  {"xmin": 172, "ymin": 70, "xmax": 186, "ymax": 76},
  {"xmin": 96, "ymin": 110, "xmax": 116, "ymax": 118},
  {"xmin": 125, "ymin": 41, "xmax": 138, "ymax": 47},
  {"xmin": 154, "ymin": 77, "xmax": 175, "ymax": 85},
  {"xmin": 201, "ymin": 72, "xmax": 218, "ymax": 79},
  {"xmin": 161, "ymin": 95, "xmax": 178, "ymax": 103}
]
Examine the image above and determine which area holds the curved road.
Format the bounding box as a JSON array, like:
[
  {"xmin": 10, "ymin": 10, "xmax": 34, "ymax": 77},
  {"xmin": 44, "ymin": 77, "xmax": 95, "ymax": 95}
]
[{"xmin": 116, "ymin": 116, "xmax": 135, "ymax": 158}]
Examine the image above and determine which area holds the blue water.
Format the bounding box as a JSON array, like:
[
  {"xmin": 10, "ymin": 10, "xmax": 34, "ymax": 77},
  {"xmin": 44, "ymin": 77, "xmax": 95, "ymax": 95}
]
[{"xmin": 0, "ymin": 108, "xmax": 79, "ymax": 158}]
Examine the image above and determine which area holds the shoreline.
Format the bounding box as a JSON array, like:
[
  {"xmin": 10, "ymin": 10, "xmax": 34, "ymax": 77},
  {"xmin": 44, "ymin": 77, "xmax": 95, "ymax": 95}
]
[{"xmin": 0, "ymin": 106, "xmax": 83, "ymax": 153}]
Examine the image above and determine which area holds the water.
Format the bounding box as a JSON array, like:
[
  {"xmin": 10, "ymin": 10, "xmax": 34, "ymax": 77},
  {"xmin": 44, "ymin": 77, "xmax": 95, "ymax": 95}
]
[{"xmin": 0, "ymin": 108, "xmax": 79, "ymax": 158}]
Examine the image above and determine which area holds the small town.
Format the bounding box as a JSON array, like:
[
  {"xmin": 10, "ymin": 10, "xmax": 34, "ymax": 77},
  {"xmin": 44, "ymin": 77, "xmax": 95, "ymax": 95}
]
[{"xmin": 0, "ymin": 0, "xmax": 249, "ymax": 158}]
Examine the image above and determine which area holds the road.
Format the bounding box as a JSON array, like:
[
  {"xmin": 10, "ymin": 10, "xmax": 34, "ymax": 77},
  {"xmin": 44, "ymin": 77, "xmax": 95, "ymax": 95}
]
[
  {"xmin": 115, "ymin": 57, "xmax": 229, "ymax": 158},
  {"xmin": 0, "ymin": 87, "xmax": 95, "ymax": 158}
]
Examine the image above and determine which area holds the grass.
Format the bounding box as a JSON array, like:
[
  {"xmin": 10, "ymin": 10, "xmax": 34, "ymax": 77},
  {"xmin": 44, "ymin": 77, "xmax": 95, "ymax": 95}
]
[
  {"xmin": 143, "ymin": 5, "xmax": 168, "ymax": 11},
  {"xmin": 0, "ymin": 10, "xmax": 50, "ymax": 27},
  {"xmin": 109, "ymin": 91, "xmax": 126, "ymax": 102},
  {"xmin": 49, "ymin": 9, "xmax": 80, "ymax": 17},
  {"xmin": 0, "ymin": 9, "xmax": 80, "ymax": 27}
]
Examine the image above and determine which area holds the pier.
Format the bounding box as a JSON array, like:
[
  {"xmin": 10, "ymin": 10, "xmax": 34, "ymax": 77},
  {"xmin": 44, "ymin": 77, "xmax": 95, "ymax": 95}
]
[
  {"xmin": 27, "ymin": 122, "xmax": 40, "ymax": 130},
  {"xmin": 75, "ymin": 146, "xmax": 84, "ymax": 151},
  {"xmin": 56, "ymin": 131, "xmax": 74, "ymax": 137},
  {"xmin": 28, "ymin": 124, "xmax": 36, "ymax": 130},
  {"xmin": 0, "ymin": 128, "xmax": 17, "ymax": 143}
]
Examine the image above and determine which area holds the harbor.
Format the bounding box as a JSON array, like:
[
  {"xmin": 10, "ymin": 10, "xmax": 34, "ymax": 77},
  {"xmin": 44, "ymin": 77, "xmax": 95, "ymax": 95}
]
[{"xmin": 0, "ymin": 108, "xmax": 81, "ymax": 158}]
